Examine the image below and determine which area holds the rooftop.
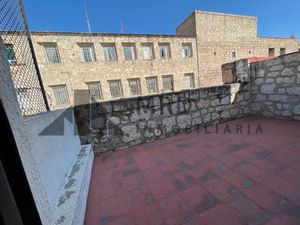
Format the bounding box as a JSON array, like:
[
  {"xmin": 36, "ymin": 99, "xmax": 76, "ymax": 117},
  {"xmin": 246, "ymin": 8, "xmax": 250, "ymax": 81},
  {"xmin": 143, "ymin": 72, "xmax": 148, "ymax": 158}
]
[{"xmin": 84, "ymin": 116, "xmax": 300, "ymax": 225}]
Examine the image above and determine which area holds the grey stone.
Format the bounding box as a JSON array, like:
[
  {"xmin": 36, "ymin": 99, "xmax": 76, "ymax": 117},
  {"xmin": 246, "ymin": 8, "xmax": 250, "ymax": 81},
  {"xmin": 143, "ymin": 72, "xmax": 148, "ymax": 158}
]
[
  {"xmin": 92, "ymin": 117, "xmax": 105, "ymax": 129},
  {"xmin": 270, "ymin": 64, "xmax": 284, "ymax": 71},
  {"xmin": 251, "ymin": 103, "xmax": 260, "ymax": 111},
  {"xmin": 177, "ymin": 114, "xmax": 192, "ymax": 129},
  {"xmin": 266, "ymin": 78, "xmax": 274, "ymax": 83},
  {"xmin": 254, "ymin": 94, "xmax": 267, "ymax": 102},
  {"xmin": 162, "ymin": 117, "xmax": 176, "ymax": 133},
  {"xmin": 283, "ymin": 53, "xmax": 300, "ymax": 63},
  {"xmin": 192, "ymin": 112, "xmax": 200, "ymax": 118},
  {"xmin": 192, "ymin": 117, "xmax": 202, "ymax": 126},
  {"xmin": 287, "ymin": 87, "xmax": 300, "ymax": 95},
  {"xmin": 148, "ymin": 121, "xmax": 157, "ymax": 129},
  {"xmin": 254, "ymin": 78, "xmax": 264, "ymax": 85},
  {"xmin": 261, "ymin": 84, "xmax": 276, "ymax": 94},
  {"xmin": 197, "ymin": 99, "xmax": 210, "ymax": 108},
  {"xmin": 109, "ymin": 117, "xmax": 120, "ymax": 125},
  {"xmin": 230, "ymin": 108, "xmax": 239, "ymax": 116},
  {"xmin": 269, "ymin": 95, "xmax": 288, "ymax": 102},
  {"xmin": 201, "ymin": 109, "xmax": 208, "ymax": 114},
  {"xmin": 162, "ymin": 106, "xmax": 171, "ymax": 117},
  {"xmin": 122, "ymin": 125, "xmax": 140, "ymax": 143},
  {"xmin": 211, "ymin": 98, "xmax": 220, "ymax": 106},
  {"xmin": 277, "ymin": 88, "xmax": 286, "ymax": 94},
  {"xmin": 256, "ymin": 69, "xmax": 265, "ymax": 77},
  {"xmin": 138, "ymin": 121, "xmax": 147, "ymax": 129},
  {"xmin": 150, "ymin": 97, "xmax": 160, "ymax": 106},
  {"xmin": 130, "ymin": 109, "xmax": 151, "ymax": 122},
  {"xmin": 267, "ymin": 71, "xmax": 280, "ymax": 78},
  {"xmin": 282, "ymin": 111, "xmax": 292, "ymax": 117},
  {"xmin": 276, "ymin": 104, "xmax": 283, "ymax": 110},
  {"xmin": 221, "ymin": 96, "xmax": 230, "ymax": 105},
  {"xmin": 298, "ymin": 65, "xmax": 300, "ymax": 72},
  {"xmin": 211, "ymin": 113, "xmax": 220, "ymax": 120},
  {"xmin": 281, "ymin": 68, "xmax": 295, "ymax": 76},
  {"xmin": 276, "ymin": 77, "xmax": 295, "ymax": 84},
  {"xmin": 264, "ymin": 58, "xmax": 282, "ymax": 67},
  {"xmin": 221, "ymin": 111, "xmax": 230, "ymax": 119},
  {"xmin": 203, "ymin": 114, "xmax": 211, "ymax": 123},
  {"xmin": 294, "ymin": 105, "xmax": 300, "ymax": 115},
  {"xmin": 297, "ymin": 73, "xmax": 300, "ymax": 84},
  {"xmin": 144, "ymin": 129, "xmax": 154, "ymax": 138}
]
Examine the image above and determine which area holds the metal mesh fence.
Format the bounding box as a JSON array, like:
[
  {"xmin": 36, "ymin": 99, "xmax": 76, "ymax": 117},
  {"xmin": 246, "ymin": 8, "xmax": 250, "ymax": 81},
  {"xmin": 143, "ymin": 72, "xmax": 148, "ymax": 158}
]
[{"xmin": 0, "ymin": 0, "xmax": 49, "ymax": 116}]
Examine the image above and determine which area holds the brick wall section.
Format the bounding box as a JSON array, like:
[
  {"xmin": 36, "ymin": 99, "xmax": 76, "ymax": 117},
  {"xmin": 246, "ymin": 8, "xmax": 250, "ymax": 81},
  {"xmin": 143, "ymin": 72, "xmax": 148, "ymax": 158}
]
[
  {"xmin": 250, "ymin": 52, "xmax": 300, "ymax": 119},
  {"xmin": 74, "ymin": 83, "xmax": 251, "ymax": 154}
]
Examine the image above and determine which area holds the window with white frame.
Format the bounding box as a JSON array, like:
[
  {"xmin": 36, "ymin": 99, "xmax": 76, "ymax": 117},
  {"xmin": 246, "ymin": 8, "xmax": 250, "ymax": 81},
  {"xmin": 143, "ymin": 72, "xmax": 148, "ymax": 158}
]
[
  {"xmin": 142, "ymin": 44, "xmax": 154, "ymax": 60},
  {"xmin": 102, "ymin": 44, "xmax": 117, "ymax": 61},
  {"xmin": 182, "ymin": 43, "xmax": 193, "ymax": 58},
  {"xmin": 52, "ymin": 85, "xmax": 70, "ymax": 105},
  {"xmin": 123, "ymin": 44, "xmax": 136, "ymax": 60},
  {"xmin": 43, "ymin": 43, "xmax": 61, "ymax": 63},
  {"xmin": 184, "ymin": 73, "xmax": 195, "ymax": 89},
  {"xmin": 87, "ymin": 82, "xmax": 102, "ymax": 100},
  {"xmin": 146, "ymin": 76, "xmax": 158, "ymax": 93},
  {"xmin": 4, "ymin": 44, "xmax": 17, "ymax": 65},
  {"xmin": 108, "ymin": 80, "xmax": 123, "ymax": 98},
  {"xmin": 128, "ymin": 78, "xmax": 141, "ymax": 96},
  {"xmin": 162, "ymin": 75, "xmax": 174, "ymax": 92},
  {"xmin": 80, "ymin": 44, "xmax": 96, "ymax": 62},
  {"xmin": 159, "ymin": 43, "xmax": 171, "ymax": 59}
]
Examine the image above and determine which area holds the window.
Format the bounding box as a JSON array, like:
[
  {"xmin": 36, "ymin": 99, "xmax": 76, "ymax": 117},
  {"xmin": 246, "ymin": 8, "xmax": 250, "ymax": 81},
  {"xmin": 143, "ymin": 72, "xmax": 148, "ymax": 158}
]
[
  {"xmin": 128, "ymin": 78, "xmax": 141, "ymax": 96},
  {"xmin": 214, "ymin": 52, "xmax": 217, "ymax": 56},
  {"xmin": 184, "ymin": 73, "xmax": 195, "ymax": 89},
  {"xmin": 146, "ymin": 77, "xmax": 158, "ymax": 93},
  {"xmin": 102, "ymin": 44, "xmax": 117, "ymax": 61},
  {"xmin": 4, "ymin": 44, "xmax": 16, "ymax": 65},
  {"xmin": 182, "ymin": 43, "xmax": 193, "ymax": 58},
  {"xmin": 268, "ymin": 48, "xmax": 275, "ymax": 57},
  {"xmin": 249, "ymin": 50, "xmax": 252, "ymax": 54},
  {"xmin": 108, "ymin": 80, "xmax": 123, "ymax": 98},
  {"xmin": 232, "ymin": 51, "xmax": 236, "ymax": 59},
  {"xmin": 87, "ymin": 82, "xmax": 102, "ymax": 100},
  {"xmin": 123, "ymin": 44, "xmax": 136, "ymax": 60},
  {"xmin": 142, "ymin": 44, "xmax": 154, "ymax": 60},
  {"xmin": 162, "ymin": 75, "xmax": 174, "ymax": 92},
  {"xmin": 80, "ymin": 44, "xmax": 96, "ymax": 62},
  {"xmin": 52, "ymin": 85, "xmax": 70, "ymax": 105},
  {"xmin": 280, "ymin": 48, "xmax": 286, "ymax": 56},
  {"xmin": 159, "ymin": 44, "xmax": 171, "ymax": 59},
  {"xmin": 17, "ymin": 89, "xmax": 30, "ymax": 110},
  {"xmin": 44, "ymin": 44, "xmax": 61, "ymax": 63}
]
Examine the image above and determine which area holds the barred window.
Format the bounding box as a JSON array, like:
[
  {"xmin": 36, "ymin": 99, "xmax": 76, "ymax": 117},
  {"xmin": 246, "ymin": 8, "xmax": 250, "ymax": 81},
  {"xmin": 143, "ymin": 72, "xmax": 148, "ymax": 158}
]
[
  {"xmin": 52, "ymin": 85, "xmax": 70, "ymax": 105},
  {"xmin": 44, "ymin": 44, "xmax": 61, "ymax": 63},
  {"xmin": 162, "ymin": 75, "xmax": 174, "ymax": 92},
  {"xmin": 182, "ymin": 43, "xmax": 193, "ymax": 58},
  {"xmin": 123, "ymin": 44, "xmax": 136, "ymax": 60},
  {"xmin": 108, "ymin": 80, "xmax": 123, "ymax": 98},
  {"xmin": 17, "ymin": 89, "xmax": 31, "ymax": 110},
  {"xmin": 102, "ymin": 44, "xmax": 117, "ymax": 61},
  {"xmin": 184, "ymin": 73, "xmax": 195, "ymax": 89},
  {"xmin": 80, "ymin": 44, "xmax": 96, "ymax": 62},
  {"xmin": 142, "ymin": 44, "xmax": 154, "ymax": 60},
  {"xmin": 4, "ymin": 44, "xmax": 17, "ymax": 65},
  {"xmin": 128, "ymin": 78, "xmax": 141, "ymax": 96},
  {"xmin": 159, "ymin": 43, "xmax": 171, "ymax": 59},
  {"xmin": 146, "ymin": 76, "xmax": 158, "ymax": 93},
  {"xmin": 232, "ymin": 51, "xmax": 236, "ymax": 59},
  {"xmin": 87, "ymin": 82, "xmax": 102, "ymax": 100},
  {"xmin": 268, "ymin": 48, "xmax": 275, "ymax": 57}
]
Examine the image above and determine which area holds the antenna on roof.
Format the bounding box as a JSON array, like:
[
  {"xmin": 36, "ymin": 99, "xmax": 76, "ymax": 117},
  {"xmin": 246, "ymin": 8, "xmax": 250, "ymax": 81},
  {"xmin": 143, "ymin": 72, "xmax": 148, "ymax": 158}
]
[
  {"xmin": 84, "ymin": 2, "xmax": 92, "ymax": 33},
  {"xmin": 120, "ymin": 21, "xmax": 124, "ymax": 33}
]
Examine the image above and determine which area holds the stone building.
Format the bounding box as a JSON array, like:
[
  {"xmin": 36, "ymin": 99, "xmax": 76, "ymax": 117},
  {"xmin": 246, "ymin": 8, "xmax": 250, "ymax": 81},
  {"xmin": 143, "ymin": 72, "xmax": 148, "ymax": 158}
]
[{"xmin": 4, "ymin": 10, "xmax": 300, "ymax": 109}]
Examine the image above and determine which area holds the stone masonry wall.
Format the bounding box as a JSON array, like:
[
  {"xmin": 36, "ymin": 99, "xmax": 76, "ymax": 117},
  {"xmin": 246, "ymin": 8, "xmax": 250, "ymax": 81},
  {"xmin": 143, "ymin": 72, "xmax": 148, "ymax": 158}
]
[
  {"xmin": 74, "ymin": 83, "xmax": 250, "ymax": 154},
  {"xmin": 250, "ymin": 52, "xmax": 300, "ymax": 120}
]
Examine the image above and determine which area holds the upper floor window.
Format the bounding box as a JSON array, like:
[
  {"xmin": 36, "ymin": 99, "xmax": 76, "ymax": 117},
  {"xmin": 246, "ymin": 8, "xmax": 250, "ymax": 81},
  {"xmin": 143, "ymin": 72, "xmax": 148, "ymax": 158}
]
[
  {"xmin": 4, "ymin": 44, "xmax": 17, "ymax": 65},
  {"xmin": 102, "ymin": 44, "xmax": 117, "ymax": 61},
  {"xmin": 43, "ymin": 43, "xmax": 61, "ymax": 63},
  {"xmin": 52, "ymin": 85, "xmax": 70, "ymax": 105},
  {"xmin": 268, "ymin": 48, "xmax": 275, "ymax": 57},
  {"xmin": 80, "ymin": 44, "xmax": 96, "ymax": 62},
  {"xmin": 184, "ymin": 73, "xmax": 195, "ymax": 89},
  {"xmin": 280, "ymin": 48, "xmax": 286, "ymax": 56},
  {"xmin": 123, "ymin": 44, "xmax": 136, "ymax": 60},
  {"xmin": 17, "ymin": 88, "xmax": 31, "ymax": 110},
  {"xmin": 146, "ymin": 76, "xmax": 158, "ymax": 93},
  {"xmin": 232, "ymin": 51, "xmax": 236, "ymax": 59},
  {"xmin": 182, "ymin": 43, "xmax": 193, "ymax": 58},
  {"xmin": 142, "ymin": 44, "xmax": 154, "ymax": 60},
  {"xmin": 159, "ymin": 43, "xmax": 171, "ymax": 59},
  {"xmin": 128, "ymin": 78, "xmax": 141, "ymax": 96},
  {"xmin": 108, "ymin": 80, "xmax": 123, "ymax": 98},
  {"xmin": 87, "ymin": 82, "xmax": 102, "ymax": 100},
  {"xmin": 162, "ymin": 75, "xmax": 174, "ymax": 92}
]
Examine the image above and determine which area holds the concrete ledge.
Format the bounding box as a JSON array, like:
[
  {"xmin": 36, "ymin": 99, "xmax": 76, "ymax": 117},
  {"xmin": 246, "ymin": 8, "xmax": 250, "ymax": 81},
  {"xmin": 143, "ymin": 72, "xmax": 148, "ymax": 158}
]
[{"xmin": 53, "ymin": 144, "xmax": 94, "ymax": 225}]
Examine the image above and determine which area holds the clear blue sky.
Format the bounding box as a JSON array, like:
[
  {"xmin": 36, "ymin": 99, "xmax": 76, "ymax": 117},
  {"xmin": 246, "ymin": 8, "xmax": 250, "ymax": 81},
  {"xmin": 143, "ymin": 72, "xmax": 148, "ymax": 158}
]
[{"xmin": 24, "ymin": 0, "xmax": 300, "ymax": 38}]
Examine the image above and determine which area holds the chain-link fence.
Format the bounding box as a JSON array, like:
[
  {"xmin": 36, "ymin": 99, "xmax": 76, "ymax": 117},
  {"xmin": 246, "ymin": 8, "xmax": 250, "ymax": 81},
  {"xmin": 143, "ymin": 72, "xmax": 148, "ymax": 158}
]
[{"xmin": 0, "ymin": 0, "xmax": 49, "ymax": 116}]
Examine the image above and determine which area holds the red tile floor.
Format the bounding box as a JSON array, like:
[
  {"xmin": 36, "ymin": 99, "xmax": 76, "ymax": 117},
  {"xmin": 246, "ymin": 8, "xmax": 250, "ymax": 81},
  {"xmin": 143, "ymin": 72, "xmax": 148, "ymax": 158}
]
[{"xmin": 84, "ymin": 116, "xmax": 300, "ymax": 225}]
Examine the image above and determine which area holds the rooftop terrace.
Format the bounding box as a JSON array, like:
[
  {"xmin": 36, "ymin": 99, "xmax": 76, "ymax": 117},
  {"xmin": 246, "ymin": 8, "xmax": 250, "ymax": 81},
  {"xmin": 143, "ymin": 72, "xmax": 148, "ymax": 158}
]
[{"xmin": 85, "ymin": 116, "xmax": 300, "ymax": 225}]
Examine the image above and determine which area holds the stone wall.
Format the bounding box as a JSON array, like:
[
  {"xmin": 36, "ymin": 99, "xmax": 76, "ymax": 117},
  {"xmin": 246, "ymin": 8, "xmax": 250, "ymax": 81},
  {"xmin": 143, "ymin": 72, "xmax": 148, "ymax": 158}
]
[
  {"xmin": 250, "ymin": 52, "xmax": 300, "ymax": 120},
  {"xmin": 74, "ymin": 83, "xmax": 250, "ymax": 154}
]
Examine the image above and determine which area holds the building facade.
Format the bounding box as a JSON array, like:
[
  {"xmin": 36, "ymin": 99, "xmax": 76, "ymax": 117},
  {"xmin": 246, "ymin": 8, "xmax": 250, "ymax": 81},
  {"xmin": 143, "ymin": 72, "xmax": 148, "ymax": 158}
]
[{"xmin": 4, "ymin": 10, "xmax": 300, "ymax": 109}]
